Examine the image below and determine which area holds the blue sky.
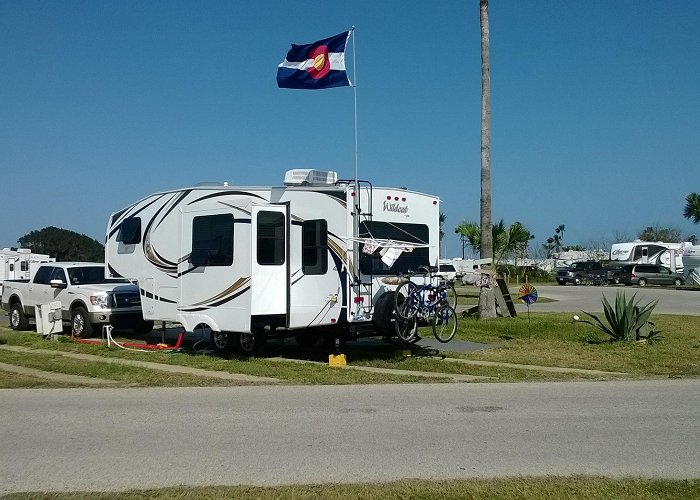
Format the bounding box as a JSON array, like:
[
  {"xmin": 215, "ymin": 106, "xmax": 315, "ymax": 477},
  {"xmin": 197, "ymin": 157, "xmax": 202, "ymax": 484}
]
[{"xmin": 2, "ymin": 1, "xmax": 699, "ymax": 258}]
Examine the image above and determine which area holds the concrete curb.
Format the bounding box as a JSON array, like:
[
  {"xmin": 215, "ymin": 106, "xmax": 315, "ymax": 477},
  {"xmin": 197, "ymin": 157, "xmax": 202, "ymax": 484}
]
[{"xmin": 265, "ymin": 356, "xmax": 493, "ymax": 382}]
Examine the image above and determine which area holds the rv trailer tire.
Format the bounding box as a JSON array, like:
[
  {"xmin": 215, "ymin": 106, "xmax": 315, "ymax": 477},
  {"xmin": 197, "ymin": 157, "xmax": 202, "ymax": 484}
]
[
  {"xmin": 211, "ymin": 331, "xmax": 232, "ymax": 353},
  {"xmin": 372, "ymin": 291, "xmax": 396, "ymax": 337},
  {"xmin": 10, "ymin": 302, "xmax": 29, "ymax": 331},
  {"xmin": 234, "ymin": 331, "xmax": 265, "ymax": 355},
  {"xmin": 71, "ymin": 307, "xmax": 94, "ymax": 338}
]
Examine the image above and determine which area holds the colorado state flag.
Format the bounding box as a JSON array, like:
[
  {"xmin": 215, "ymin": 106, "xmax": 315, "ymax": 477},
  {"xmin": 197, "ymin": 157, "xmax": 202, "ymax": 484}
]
[{"xmin": 277, "ymin": 31, "xmax": 351, "ymax": 90}]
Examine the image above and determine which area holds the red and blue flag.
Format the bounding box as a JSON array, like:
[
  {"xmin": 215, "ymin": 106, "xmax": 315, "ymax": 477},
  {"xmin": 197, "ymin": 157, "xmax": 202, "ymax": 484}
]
[{"xmin": 277, "ymin": 31, "xmax": 351, "ymax": 90}]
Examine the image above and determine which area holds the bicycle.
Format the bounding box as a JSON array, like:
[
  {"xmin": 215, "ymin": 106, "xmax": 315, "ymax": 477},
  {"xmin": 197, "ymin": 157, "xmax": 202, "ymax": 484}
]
[{"xmin": 392, "ymin": 266, "xmax": 458, "ymax": 343}]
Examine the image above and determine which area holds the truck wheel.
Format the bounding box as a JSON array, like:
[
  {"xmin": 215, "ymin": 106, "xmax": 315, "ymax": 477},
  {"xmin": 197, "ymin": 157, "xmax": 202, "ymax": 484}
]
[
  {"xmin": 556, "ymin": 279, "xmax": 566, "ymax": 286},
  {"xmin": 612, "ymin": 274, "xmax": 621, "ymax": 285},
  {"xmin": 573, "ymin": 276, "xmax": 583, "ymax": 286},
  {"xmin": 71, "ymin": 307, "xmax": 94, "ymax": 338},
  {"xmin": 133, "ymin": 320, "xmax": 154, "ymax": 335},
  {"xmin": 10, "ymin": 303, "xmax": 29, "ymax": 331}
]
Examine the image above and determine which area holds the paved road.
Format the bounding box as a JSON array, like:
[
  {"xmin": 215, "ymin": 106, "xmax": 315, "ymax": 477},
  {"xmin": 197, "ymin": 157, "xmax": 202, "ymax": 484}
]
[
  {"xmin": 1, "ymin": 380, "xmax": 698, "ymax": 493},
  {"xmin": 513, "ymin": 284, "xmax": 700, "ymax": 315}
]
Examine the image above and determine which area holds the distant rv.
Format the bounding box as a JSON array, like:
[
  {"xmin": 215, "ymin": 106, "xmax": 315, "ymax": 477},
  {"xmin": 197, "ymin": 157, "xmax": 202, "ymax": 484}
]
[
  {"xmin": 681, "ymin": 245, "xmax": 700, "ymax": 285},
  {"xmin": 609, "ymin": 240, "xmax": 692, "ymax": 272}
]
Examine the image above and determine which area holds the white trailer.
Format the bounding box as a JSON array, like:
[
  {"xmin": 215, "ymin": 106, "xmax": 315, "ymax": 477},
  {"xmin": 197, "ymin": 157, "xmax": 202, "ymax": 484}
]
[
  {"xmin": 0, "ymin": 248, "xmax": 55, "ymax": 300},
  {"xmin": 609, "ymin": 240, "xmax": 692, "ymax": 273},
  {"xmin": 105, "ymin": 170, "xmax": 440, "ymax": 352}
]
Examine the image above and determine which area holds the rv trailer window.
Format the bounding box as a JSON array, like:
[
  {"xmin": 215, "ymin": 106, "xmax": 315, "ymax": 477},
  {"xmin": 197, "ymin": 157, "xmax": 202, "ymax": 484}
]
[
  {"xmin": 117, "ymin": 217, "xmax": 142, "ymax": 245},
  {"xmin": 302, "ymin": 219, "xmax": 328, "ymax": 275},
  {"xmin": 257, "ymin": 211, "xmax": 285, "ymax": 266},
  {"xmin": 191, "ymin": 214, "xmax": 234, "ymax": 267},
  {"xmin": 20, "ymin": 261, "xmax": 28, "ymax": 272},
  {"xmin": 358, "ymin": 221, "xmax": 429, "ymax": 275}
]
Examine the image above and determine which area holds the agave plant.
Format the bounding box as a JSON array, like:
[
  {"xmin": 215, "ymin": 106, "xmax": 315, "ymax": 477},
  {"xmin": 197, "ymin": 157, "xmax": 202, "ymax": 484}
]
[{"xmin": 580, "ymin": 291, "xmax": 660, "ymax": 342}]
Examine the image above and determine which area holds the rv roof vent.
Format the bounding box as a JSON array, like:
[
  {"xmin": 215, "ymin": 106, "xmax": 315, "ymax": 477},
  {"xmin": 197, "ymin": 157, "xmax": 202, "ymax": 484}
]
[{"xmin": 284, "ymin": 169, "xmax": 337, "ymax": 186}]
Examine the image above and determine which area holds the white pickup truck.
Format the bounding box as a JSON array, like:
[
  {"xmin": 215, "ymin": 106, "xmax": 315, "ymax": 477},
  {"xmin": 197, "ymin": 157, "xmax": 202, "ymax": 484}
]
[{"xmin": 1, "ymin": 262, "xmax": 152, "ymax": 338}]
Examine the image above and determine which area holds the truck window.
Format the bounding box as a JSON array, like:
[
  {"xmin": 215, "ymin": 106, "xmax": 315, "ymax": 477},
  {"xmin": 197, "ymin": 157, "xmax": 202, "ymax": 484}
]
[
  {"xmin": 33, "ymin": 266, "xmax": 53, "ymax": 285},
  {"xmin": 50, "ymin": 267, "xmax": 67, "ymax": 283},
  {"xmin": 302, "ymin": 219, "xmax": 327, "ymax": 275},
  {"xmin": 68, "ymin": 266, "xmax": 127, "ymax": 285}
]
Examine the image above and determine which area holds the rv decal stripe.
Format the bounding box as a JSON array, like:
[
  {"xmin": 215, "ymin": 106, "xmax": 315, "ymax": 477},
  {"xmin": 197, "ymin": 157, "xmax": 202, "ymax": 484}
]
[
  {"xmin": 142, "ymin": 191, "xmax": 190, "ymax": 271},
  {"xmin": 187, "ymin": 191, "xmax": 267, "ymax": 205},
  {"xmin": 154, "ymin": 189, "xmax": 193, "ymax": 234},
  {"xmin": 185, "ymin": 277, "xmax": 251, "ymax": 307},
  {"xmin": 179, "ymin": 286, "xmax": 250, "ymax": 312},
  {"xmin": 108, "ymin": 194, "xmax": 166, "ymax": 238},
  {"xmin": 217, "ymin": 201, "xmax": 252, "ymax": 216}
]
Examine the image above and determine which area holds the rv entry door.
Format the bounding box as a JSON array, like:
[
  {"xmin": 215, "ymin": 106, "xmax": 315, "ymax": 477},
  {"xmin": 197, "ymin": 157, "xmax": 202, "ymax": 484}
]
[{"xmin": 251, "ymin": 204, "xmax": 289, "ymax": 318}]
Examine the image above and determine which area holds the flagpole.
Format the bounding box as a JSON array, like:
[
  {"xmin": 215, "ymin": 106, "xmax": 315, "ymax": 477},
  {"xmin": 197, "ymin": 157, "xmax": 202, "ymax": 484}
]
[{"xmin": 351, "ymin": 26, "xmax": 358, "ymax": 188}]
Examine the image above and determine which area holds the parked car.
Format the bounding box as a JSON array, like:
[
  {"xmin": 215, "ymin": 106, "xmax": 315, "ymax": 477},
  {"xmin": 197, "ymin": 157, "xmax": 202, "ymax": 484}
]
[
  {"xmin": 620, "ymin": 264, "xmax": 684, "ymax": 287},
  {"xmin": 556, "ymin": 261, "xmax": 607, "ymax": 285},
  {"xmin": 437, "ymin": 261, "xmax": 459, "ymax": 282}
]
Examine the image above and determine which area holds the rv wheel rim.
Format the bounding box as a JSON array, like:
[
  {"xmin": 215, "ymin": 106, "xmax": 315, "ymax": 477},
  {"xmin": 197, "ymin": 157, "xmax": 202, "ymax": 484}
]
[
  {"xmin": 213, "ymin": 332, "xmax": 228, "ymax": 349},
  {"xmin": 240, "ymin": 332, "xmax": 255, "ymax": 352}
]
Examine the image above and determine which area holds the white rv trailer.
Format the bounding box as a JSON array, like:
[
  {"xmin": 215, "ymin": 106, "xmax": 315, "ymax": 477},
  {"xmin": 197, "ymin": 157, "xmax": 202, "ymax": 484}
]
[
  {"xmin": 681, "ymin": 245, "xmax": 700, "ymax": 285},
  {"xmin": 105, "ymin": 170, "xmax": 440, "ymax": 351},
  {"xmin": 609, "ymin": 240, "xmax": 692, "ymax": 272},
  {"xmin": 0, "ymin": 248, "xmax": 55, "ymax": 299}
]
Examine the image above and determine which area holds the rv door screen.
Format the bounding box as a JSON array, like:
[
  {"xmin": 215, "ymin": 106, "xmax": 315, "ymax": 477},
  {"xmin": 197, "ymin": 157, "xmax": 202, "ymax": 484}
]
[{"xmin": 251, "ymin": 205, "xmax": 289, "ymax": 316}]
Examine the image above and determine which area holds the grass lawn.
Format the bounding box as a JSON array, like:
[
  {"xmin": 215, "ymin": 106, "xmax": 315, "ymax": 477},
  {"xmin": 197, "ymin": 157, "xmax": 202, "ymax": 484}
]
[
  {"xmin": 452, "ymin": 313, "xmax": 700, "ymax": 377},
  {"xmin": 5, "ymin": 477, "xmax": 699, "ymax": 499},
  {"xmin": 1, "ymin": 309, "xmax": 698, "ymax": 387}
]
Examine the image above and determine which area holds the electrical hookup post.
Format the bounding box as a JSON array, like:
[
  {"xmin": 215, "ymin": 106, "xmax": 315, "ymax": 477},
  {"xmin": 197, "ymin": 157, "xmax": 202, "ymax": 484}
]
[{"xmin": 518, "ymin": 284, "xmax": 538, "ymax": 342}]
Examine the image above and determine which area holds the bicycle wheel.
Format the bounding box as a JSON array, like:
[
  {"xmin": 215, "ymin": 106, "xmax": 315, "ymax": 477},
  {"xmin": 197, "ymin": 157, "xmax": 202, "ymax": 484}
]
[
  {"xmin": 444, "ymin": 282, "xmax": 457, "ymax": 309},
  {"xmin": 394, "ymin": 315, "xmax": 418, "ymax": 342},
  {"xmin": 432, "ymin": 305, "xmax": 457, "ymax": 343},
  {"xmin": 394, "ymin": 281, "xmax": 419, "ymax": 320}
]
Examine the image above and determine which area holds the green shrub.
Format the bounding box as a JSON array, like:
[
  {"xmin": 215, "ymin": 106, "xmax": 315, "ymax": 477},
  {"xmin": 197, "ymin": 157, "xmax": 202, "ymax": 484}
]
[{"xmin": 580, "ymin": 291, "xmax": 661, "ymax": 342}]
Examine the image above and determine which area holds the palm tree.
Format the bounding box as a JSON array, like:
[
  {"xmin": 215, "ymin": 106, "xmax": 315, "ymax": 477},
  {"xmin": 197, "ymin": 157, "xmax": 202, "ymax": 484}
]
[
  {"xmin": 439, "ymin": 212, "xmax": 447, "ymax": 258},
  {"xmin": 455, "ymin": 219, "xmax": 533, "ymax": 267},
  {"xmin": 478, "ymin": 0, "xmax": 496, "ymax": 319},
  {"xmin": 555, "ymin": 224, "xmax": 565, "ymax": 251},
  {"xmin": 683, "ymin": 193, "xmax": 700, "ymax": 224}
]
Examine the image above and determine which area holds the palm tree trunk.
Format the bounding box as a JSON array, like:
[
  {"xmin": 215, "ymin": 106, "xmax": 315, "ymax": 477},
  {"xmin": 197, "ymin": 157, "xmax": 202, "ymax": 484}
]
[{"xmin": 478, "ymin": 0, "xmax": 496, "ymax": 318}]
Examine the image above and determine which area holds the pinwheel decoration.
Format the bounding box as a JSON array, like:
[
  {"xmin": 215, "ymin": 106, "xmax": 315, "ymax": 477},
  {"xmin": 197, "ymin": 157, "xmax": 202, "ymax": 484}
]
[{"xmin": 518, "ymin": 284, "xmax": 538, "ymax": 305}]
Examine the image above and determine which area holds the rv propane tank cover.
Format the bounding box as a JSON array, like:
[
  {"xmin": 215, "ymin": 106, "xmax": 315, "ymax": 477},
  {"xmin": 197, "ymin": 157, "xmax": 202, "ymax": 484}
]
[{"xmin": 284, "ymin": 169, "xmax": 337, "ymax": 186}]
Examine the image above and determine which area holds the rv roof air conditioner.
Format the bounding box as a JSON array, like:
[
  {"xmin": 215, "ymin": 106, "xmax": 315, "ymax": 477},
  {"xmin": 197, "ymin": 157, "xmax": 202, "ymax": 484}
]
[{"xmin": 284, "ymin": 169, "xmax": 337, "ymax": 186}]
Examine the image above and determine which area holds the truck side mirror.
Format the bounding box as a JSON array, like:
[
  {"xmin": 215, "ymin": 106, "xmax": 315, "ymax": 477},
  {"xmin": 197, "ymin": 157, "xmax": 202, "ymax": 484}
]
[{"xmin": 50, "ymin": 279, "xmax": 67, "ymax": 289}]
